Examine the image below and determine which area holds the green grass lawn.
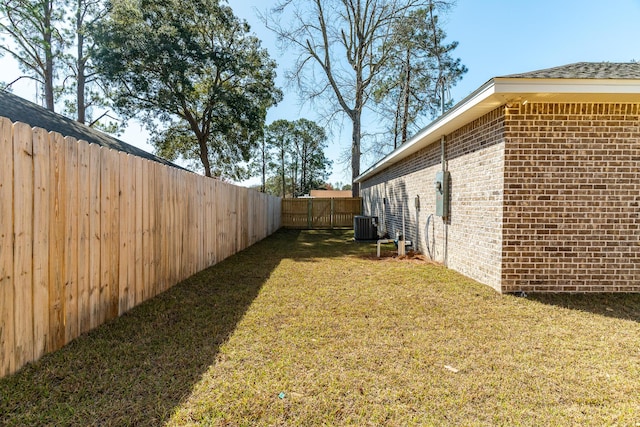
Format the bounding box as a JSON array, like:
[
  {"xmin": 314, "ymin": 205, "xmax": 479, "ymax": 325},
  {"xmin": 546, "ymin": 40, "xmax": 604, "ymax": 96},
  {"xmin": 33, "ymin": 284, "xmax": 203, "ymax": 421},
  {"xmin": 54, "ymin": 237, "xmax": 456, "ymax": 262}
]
[{"xmin": 1, "ymin": 229, "xmax": 639, "ymax": 426}]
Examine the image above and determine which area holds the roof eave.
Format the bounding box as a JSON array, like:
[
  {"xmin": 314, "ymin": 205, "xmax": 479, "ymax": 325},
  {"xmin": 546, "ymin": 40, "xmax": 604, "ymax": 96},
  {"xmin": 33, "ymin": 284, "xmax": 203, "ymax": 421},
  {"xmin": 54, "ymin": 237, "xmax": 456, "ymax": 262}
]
[
  {"xmin": 355, "ymin": 77, "xmax": 640, "ymax": 183},
  {"xmin": 355, "ymin": 78, "xmax": 499, "ymax": 183},
  {"xmin": 494, "ymin": 77, "xmax": 640, "ymax": 95}
]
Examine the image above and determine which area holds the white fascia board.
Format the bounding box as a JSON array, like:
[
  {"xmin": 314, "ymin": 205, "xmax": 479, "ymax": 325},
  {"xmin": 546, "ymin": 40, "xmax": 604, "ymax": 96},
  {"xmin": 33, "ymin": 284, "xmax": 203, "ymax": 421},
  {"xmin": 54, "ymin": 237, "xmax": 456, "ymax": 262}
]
[{"xmin": 494, "ymin": 78, "xmax": 640, "ymax": 94}]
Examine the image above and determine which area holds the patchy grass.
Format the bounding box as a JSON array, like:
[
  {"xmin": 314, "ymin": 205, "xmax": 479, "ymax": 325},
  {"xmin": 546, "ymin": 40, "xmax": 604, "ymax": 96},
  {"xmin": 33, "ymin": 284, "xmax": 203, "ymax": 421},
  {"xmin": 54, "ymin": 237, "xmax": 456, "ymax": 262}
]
[{"xmin": 1, "ymin": 229, "xmax": 639, "ymax": 426}]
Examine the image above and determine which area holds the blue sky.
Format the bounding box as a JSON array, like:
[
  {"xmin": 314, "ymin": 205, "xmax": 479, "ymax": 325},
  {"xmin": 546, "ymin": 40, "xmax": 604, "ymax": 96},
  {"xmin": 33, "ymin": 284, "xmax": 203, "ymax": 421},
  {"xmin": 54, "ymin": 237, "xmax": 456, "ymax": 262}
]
[
  {"xmin": 232, "ymin": 0, "xmax": 640, "ymax": 184},
  {"xmin": 4, "ymin": 0, "xmax": 640, "ymax": 185}
]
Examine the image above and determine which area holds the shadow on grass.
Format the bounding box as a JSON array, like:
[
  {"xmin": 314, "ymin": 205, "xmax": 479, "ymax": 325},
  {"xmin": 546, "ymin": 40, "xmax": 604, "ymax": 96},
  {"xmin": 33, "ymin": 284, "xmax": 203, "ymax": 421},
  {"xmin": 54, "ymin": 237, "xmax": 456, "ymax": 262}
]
[
  {"xmin": 0, "ymin": 229, "xmax": 373, "ymax": 425},
  {"xmin": 528, "ymin": 293, "xmax": 640, "ymax": 323},
  {"xmin": 0, "ymin": 228, "xmax": 342, "ymax": 426}
]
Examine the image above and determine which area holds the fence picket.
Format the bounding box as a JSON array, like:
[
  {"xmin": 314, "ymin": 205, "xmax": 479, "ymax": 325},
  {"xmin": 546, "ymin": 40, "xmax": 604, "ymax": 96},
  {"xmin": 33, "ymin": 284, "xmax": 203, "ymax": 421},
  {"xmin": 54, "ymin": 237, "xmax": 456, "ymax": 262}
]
[
  {"xmin": 13, "ymin": 123, "xmax": 34, "ymax": 368},
  {"xmin": 118, "ymin": 151, "xmax": 131, "ymax": 315},
  {"xmin": 0, "ymin": 118, "xmax": 15, "ymax": 377},
  {"xmin": 148, "ymin": 162, "xmax": 158, "ymax": 297},
  {"xmin": 64, "ymin": 137, "xmax": 79, "ymax": 344},
  {"xmin": 77, "ymin": 140, "xmax": 91, "ymax": 334},
  {"xmin": 134, "ymin": 156, "xmax": 144, "ymax": 307},
  {"xmin": 88, "ymin": 143, "xmax": 101, "ymax": 330},
  {"xmin": 141, "ymin": 159, "xmax": 150, "ymax": 303},
  {"xmin": 109, "ymin": 150, "xmax": 120, "ymax": 319},
  {"xmin": 100, "ymin": 148, "xmax": 114, "ymax": 324},
  {"xmin": 127, "ymin": 154, "xmax": 137, "ymax": 312},
  {"xmin": 163, "ymin": 166, "xmax": 171, "ymax": 287},
  {"xmin": 32, "ymin": 128, "xmax": 50, "ymax": 360},
  {"xmin": 48, "ymin": 132, "xmax": 66, "ymax": 352}
]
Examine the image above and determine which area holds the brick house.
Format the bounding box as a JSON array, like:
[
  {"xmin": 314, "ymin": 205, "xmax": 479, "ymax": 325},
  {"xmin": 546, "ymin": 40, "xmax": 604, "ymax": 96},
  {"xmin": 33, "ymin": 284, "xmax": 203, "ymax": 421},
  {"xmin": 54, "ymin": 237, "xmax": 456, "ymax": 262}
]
[{"xmin": 355, "ymin": 62, "xmax": 640, "ymax": 293}]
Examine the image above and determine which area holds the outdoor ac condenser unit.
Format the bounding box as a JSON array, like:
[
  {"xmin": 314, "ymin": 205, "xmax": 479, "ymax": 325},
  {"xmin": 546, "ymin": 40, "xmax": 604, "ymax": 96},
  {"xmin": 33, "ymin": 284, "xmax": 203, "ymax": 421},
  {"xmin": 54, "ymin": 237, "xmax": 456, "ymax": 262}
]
[{"xmin": 354, "ymin": 215, "xmax": 378, "ymax": 241}]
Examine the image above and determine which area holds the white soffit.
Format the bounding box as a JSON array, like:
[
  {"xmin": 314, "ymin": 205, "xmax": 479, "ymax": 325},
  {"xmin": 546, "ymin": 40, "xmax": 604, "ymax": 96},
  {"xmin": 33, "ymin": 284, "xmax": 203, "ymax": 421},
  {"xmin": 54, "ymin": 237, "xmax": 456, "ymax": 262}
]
[{"xmin": 355, "ymin": 77, "xmax": 640, "ymax": 183}]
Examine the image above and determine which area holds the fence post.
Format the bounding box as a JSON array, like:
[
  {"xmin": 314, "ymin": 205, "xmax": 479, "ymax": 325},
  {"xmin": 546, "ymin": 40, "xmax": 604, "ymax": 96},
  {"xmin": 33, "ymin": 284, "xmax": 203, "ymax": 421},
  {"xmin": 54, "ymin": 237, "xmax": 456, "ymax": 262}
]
[
  {"xmin": 307, "ymin": 198, "xmax": 312, "ymax": 229},
  {"xmin": 330, "ymin": 198, "xmax": 335, "ymax": 229}
]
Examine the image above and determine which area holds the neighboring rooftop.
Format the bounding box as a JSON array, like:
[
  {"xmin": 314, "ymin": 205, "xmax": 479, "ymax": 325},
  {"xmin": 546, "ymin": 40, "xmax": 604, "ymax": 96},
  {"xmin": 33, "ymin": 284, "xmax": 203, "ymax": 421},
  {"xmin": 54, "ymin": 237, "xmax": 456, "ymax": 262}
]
[
  {"xmin": 356, "ymin": 62, "xmax": 640, "ymax": 183},
  {"xmin": 309, "ymin": 190, "xmax": 353, "ymax": 198},
  {"xmin": 0, "ymin": 90, "xmax": 180, "ymax": 168}
]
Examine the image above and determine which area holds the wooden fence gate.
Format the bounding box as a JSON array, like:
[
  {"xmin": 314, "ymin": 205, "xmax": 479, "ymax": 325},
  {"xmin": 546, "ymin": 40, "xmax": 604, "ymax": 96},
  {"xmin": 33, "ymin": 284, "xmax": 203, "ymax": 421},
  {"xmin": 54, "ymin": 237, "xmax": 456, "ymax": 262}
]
[{"xmin": 282, "ymin": 198, "xmax": 362, "ymax": 229}]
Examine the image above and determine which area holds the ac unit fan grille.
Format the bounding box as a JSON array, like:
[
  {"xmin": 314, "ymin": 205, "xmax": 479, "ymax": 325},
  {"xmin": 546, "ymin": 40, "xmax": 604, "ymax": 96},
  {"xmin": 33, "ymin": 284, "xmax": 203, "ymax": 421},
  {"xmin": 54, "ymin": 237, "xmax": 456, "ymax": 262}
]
[{"xmin": 354, "ymin": 215, "xmax": 377, "ymax": 240}]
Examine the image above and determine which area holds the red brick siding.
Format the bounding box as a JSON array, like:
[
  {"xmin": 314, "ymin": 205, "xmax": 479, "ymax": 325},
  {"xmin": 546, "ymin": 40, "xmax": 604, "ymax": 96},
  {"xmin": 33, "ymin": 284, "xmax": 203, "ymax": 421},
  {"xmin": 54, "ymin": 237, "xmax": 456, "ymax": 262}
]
[{"xmin": 502, "ymin": 103, "xmax": 640, "ymax": 292}]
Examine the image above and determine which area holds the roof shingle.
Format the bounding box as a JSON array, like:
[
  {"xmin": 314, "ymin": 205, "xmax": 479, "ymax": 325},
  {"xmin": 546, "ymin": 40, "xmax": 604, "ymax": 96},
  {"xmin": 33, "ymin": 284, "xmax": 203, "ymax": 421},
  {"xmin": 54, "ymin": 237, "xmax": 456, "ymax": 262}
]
[
  {"xmin": 0, "ymin": 90, "xmax": 181, "ymax": 168},
  {"xmin": 500, "ymin": 62, "xmax": 640, "ymax": 79}
]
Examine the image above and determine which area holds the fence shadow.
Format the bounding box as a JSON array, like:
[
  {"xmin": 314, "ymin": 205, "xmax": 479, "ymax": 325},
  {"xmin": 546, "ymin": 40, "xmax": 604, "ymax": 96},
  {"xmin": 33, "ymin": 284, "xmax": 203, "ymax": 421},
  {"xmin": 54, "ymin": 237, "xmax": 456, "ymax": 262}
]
[
  {"xmin": 0, "ymin": 229, "xmax": 306, "ymax": 426},
  {"xmin": 527, "ymin": 293, "xmax": 640, "ymax": 323}
]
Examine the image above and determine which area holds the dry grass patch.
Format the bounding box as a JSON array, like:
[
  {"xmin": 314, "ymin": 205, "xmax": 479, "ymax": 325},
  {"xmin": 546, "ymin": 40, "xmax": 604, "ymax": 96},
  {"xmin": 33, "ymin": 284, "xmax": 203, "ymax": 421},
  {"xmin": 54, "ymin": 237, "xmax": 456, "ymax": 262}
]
[
  {"xmin": 168, "ymin": 231, "xmax": 640, "ymax": 426},
  {"xmin": 1, "ymin": 229, "xmax": 639, "ymax": 426}
]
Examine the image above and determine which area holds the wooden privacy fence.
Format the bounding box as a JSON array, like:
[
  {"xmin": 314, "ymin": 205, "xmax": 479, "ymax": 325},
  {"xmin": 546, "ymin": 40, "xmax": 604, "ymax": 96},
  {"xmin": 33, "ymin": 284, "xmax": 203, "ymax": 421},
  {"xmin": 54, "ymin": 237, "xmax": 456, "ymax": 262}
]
[
  {"xmin": 0, "ymin": 117, "xmax": 281, "ymax": 378},
  {"xmin": 281, "ymin": 198, "xmax": 362, "ymax": 229}
]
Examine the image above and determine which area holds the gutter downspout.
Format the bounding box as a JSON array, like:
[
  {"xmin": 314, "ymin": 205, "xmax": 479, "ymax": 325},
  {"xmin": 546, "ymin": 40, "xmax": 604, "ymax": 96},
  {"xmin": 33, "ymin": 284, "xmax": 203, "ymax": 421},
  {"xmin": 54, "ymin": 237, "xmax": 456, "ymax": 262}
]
[
  {"xmin": 441, "ymin": 135, "xmax": 448, "ymax": 267},
  {"xmin": 440, "ymin": 80, "xmax": 449, "ymax": 268}
]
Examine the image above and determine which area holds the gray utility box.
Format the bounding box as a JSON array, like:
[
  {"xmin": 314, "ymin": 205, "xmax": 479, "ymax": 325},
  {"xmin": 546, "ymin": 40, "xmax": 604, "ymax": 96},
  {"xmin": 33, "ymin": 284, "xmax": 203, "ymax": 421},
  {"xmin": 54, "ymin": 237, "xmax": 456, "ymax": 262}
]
[{"xmin": 435, "ymin": 170, "xmax": 450, "ymax": 218}]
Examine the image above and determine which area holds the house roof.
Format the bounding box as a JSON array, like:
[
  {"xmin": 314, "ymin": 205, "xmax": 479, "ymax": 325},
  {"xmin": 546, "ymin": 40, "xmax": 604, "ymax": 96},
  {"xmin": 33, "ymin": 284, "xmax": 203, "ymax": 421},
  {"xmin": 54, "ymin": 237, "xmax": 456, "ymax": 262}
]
[
  {"xmin": 355, "ymin": 62, "xmax": 640, "ymax": 183},
  {"xmin": 0, "ymin": 90, "xmax": 181, "ymax": 168},
  {"xmin": 501, "ymin": 62, "xmax": 640, "ymax": 79},
  {"xmin": 309, "ymin": 190, "xmax": 353, "ymax": 198}
]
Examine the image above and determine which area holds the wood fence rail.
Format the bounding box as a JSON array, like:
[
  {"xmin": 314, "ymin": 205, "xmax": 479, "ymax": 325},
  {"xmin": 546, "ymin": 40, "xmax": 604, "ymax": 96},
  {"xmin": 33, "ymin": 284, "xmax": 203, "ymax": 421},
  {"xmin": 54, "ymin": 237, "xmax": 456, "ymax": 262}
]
[
  {"xmin": 0, "ymin": 117, "xmax": 281, "ymax": 378},
  {"xmin": 282, "ymin": 198, "xmax": 362, "ymax": 229}
]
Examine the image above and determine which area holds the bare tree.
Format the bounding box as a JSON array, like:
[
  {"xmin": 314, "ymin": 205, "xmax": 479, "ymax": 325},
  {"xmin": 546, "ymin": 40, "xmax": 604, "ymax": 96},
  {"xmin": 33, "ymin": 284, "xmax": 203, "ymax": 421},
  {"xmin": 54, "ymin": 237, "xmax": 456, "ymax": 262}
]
[
  {"xmin": 0, "ymin": 0, "xmax": 66, "ymax": 110},
  {"xmin": 373, "ymin": 4, "xmax": 466, "ymax": 148},
  {"xmin": 265, "ymin": 0, "xmax": 444, "ymax": 196},
  {"xmin": 66, "ymin": 0, "xmax": 111, "ymax": 125}
]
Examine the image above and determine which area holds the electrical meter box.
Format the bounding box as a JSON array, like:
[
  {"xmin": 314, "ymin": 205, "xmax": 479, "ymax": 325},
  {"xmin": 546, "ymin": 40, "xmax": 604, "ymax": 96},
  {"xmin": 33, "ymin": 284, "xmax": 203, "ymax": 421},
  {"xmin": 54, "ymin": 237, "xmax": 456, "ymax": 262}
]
[{"xmin": 435, "ymin": 170, "xmax": 450, "ymax": 218}]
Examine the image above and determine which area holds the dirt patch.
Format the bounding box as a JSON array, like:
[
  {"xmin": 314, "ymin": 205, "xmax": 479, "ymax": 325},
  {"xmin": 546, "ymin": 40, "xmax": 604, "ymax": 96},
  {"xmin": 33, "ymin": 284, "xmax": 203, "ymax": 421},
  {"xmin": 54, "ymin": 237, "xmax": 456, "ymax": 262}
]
[{"xmin": 358, "ymin": 249, "xmax": 434, "ymax": 263}]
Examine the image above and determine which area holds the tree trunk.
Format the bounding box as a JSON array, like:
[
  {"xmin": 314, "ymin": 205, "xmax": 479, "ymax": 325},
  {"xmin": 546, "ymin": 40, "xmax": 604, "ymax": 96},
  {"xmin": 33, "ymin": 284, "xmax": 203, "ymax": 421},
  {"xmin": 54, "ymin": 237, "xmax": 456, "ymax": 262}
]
[
  {"xmin": 261, "ymin": 138, "xmax": 266, "ymax": 193},
  {"xmin": 301, "ymin": 145, "xmax": 307, "ymax": 194},
  {"xmin": 280, "ymin": 146, "xmax": 286, "ymax": 197},
  {"xmin": 401, "ymin": 49, "xmax": 411, "ymax": 144},
  {"xmin": 76, "ymin": 0, "xmax": 86, "ymax": 124},
  {"xmin": 291, "ymin": 161, "xmax": 298, "ymax": 197},
  {"xmin": 198, "ymin": 138, "xmax": 212, "ymax": 177},
  {"xmin": 393, "ymin": 87, "xmax": 402, "ymax": 149},
  {"xmin": 43, "ymin": 0, "xmax": 55, "ymax": 111},
  {"xmin": 351, "ymin": 109, "xmax": 361, "ymax": 197}
]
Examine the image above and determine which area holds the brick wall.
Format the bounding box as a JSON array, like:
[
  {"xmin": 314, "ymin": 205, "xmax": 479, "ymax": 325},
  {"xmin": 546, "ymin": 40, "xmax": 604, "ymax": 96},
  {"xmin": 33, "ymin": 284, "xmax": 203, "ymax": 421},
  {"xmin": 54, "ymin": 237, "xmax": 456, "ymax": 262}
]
[
  {"xmin": 361, "ymin": 107, "xmax": 506, "ymax": 291},
  {"xmin": 502, "ymin": 103, "xmax": 640, "ymax": 292},
  {"xmin": 362, "ymin": 102, "xmax": 640, "ymax": 293},
  {"xmin": 447, "ymin": 109, "xmax": 505, "ymax": 290},
  {"xmin": 360, "ymin": 140, "xmax": 443, "ymax": 260}
]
